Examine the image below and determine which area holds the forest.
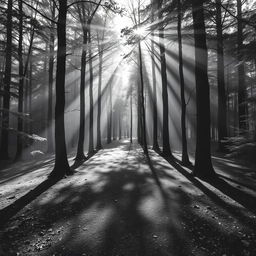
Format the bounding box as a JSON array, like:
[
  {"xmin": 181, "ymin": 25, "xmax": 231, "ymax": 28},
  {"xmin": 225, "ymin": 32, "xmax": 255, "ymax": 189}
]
[{"xmin": 0, "ymin": 0, "xmax": 256, "ymax": 255}]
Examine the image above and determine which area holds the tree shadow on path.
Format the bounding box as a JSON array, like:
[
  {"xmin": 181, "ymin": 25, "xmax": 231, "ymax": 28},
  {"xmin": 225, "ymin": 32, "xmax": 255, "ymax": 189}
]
[
  {"xmin": 1, "ymin": 142, "xmax": 256, "ymax": 256},
  {"xmin": 160, "ymin": 153, "xmax": 256, "ymax": 228},
  {"xmin": 0, "ymin": 151, "xmax": 98, "ymax": 227}
]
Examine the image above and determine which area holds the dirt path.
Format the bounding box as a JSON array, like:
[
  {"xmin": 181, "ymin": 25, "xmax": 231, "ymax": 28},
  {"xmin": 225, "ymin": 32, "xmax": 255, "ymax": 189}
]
[{"xmin": 0, "ymin": 141, "xmax": 256, "ymax": 256}]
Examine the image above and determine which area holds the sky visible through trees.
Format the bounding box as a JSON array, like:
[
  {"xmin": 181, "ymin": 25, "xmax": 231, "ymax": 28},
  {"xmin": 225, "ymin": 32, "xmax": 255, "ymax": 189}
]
[{"xmin": 0, "ymin": 0, "xmax": 256, "ymax": 255}]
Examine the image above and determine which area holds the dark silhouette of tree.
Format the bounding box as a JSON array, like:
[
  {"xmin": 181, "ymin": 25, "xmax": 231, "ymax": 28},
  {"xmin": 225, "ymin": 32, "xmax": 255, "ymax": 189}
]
[
  {"xmin": 96, "ymin": 42, "xmax": 103, "ymax": 149},
  {"xmin": 0, "ymin": 0, "xmax": 12, "ymax": 160},
  {"xmin": 96, "ymin": 13, "xmax": 107, "ymax": 150},
  {"xmin": 130, "ymin": 93, "xmax": 133, "ymax": 143},
  {"xmin": 215, "ymin": 0, "xmax": 227, "ymax": 151},
  {"xmin": 158, "ymin": 0, "xmax": 172, "ymax": 157},
  {"xmin": 192, "ymin": 0, "xmax": 215, "ymax": 178},
  {"xmin": 88, "ymin": 27, "xmax": 94, "ymax": 155},
  {"xmin": 47, "ymin": 2, "xmax": 55, "ymax": 153},
  {"xmin": 138, "ymin": 39, "xmax": 148, "ymax": 154},
  {"xmin": 28, "ymin": 60, "xmax": 33, "ymax": 136},
  {"xmin": 118, "ymin": 105, "xmax": 122, "ymax": 140},
  {"xmin": 151, "ymin": 0, "xmax": 159, "ymax": 151},
  {"xmin": 177, "ymin": 0, "xmax": 190, "ymax": 165},
  {"xmin": 107, "ymin": 79, "xmax": 112, "ymax": 144},
  {"xmin": 15, "ymin": 0, "xmax": 24, "ymax": 160},
  {"xmin": 75, "ymin": 4, "xmax": 88, "ymax": 162},
  {"xmin": 50, "ymin": 0, "xmax": 71, "ymax": 178},
  {"xmin": 237, "ymin": 0, "xmax": 248, "ymax": 132}
]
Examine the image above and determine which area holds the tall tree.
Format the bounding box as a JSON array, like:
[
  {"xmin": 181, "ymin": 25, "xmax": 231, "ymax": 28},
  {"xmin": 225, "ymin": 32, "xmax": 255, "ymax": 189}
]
[
  {"xmin": 177, "ymin": 0, "xmax": 190, "ymax": 165},
  {"xmin": 237, "ymin": 0, "xmax": 248, "ymax": 132},
  {"xmin": 136, "ymin": 0, "xmax": 148, "ymax": 154},
  {"xmin": 192, "ymin": 0, "xmax": 215, "ymax": 178},
  {"xmin": 151, "ymin": 0, "xmax": 159, "ymax": 151},
  {"xmin": 96, "ymin": 40, "xmax": 103, "ymax": 149},
  {"xmin": 118, "ymin": 108, "xmax": 122, "ymax": 140},
  {"xmin": 137, "ymin": 75, "xmax": 142, "ymax": 144},
  {"xmin": 0, "ymin": 0, "xmax": 12, "ymax": 160},
  {"xmin": 47, "ymin": 2, "xmax": 55, "ymax": 153},
  {"xmin": 75, "ymin": 4, "xmax": 88, "ymax": 162},
  {"xmin": 50, "ymin": 0, "xmax": 71, "ymax": 178},
  {"xmin": 158, "ymin": 0, "xmax": 172, "ymax": 157},
  {"xmin": 130, "ymin": 93, "xmax": 133, "ymax": 143},
  {"xmin": 216, "ymin": 0, "xmax": 227, "ymax": 151},
  {"xmin": 107, "ymin": 76, "xmax": 112, "ymax": 144},
  {"xmin": 15, "ymin": 0, "xmax": 24, "ymax": 160},
  {"xmin": 138, "ymin": 39, "xmax": 148, "ymax": 154},
  {"xmin": 96, "ymin": 17, "xmax": 106, "ymax": 150},
  {"xmin": 28, "ymin": 60, "xmax": 33, "ymax": 136},
  {"xmin": 88, "ymin": 26, "xmax": 94, "ymax": 154}
]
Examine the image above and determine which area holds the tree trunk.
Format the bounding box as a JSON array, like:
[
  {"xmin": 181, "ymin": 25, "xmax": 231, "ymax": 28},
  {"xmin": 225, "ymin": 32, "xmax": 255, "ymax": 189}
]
[
  {"xmin": 137, "ymin": 80, "xmax": 142, "ymax": 144},
  {"xmin": 96, "ymin": 51, "xmax": 103, "ymax": 149},
  {"xmin": 192, "ymin": 0, "xmax": 215, "ymax": 178},
  {"xmin": 158, "ymin": 4, "xmax": 172, "ymax": 157},
  {"xmin": 113, "ymin": 110, "xmax": 117, "ymax": 141},
  {"xmin": 24, "ymin": 71, "xmax": 29, "ymax": 136},
  {"xmin": 107, "ymin": 82, "xmax": 112, "ymax": 144},
  {"xmin": 47, "ymin": 4, "xmax": 55, "ymax": 153},
  {"xmin": 28, "ymin": 60, "xmax": 32, "ymax": 136},
  {"xmin": 138, "ymin": 41, "xmax": 148, "ymax": 154},
  {"xmin": 41, "ymin": 45, "xmax": 48, "ymax": 133},
  {"xmin": 130, "ymin": 93, "xmax": 133, "ymax": 143},
  {"xmin": 88, "ymin": 27, "xmax": 94, "ymax": 154},
  {"xmin": 119, "ymin": 109, "xmax": 122, "ymax": 140},
  {"xmin": 96, "ymin": 12, "xmax": 107, "ymax": 149},
  {"xmin": 178, "ymin": 0, "xmax": 190, "ymax": 165},
  {"xmin": 75, "ymin": 28, "xmax": 87, "ymax": 161},
  {"xmin": 0, "ymin": 0, "xmax": 12, "ymax": 160},
  {"xmin": 216, "ymin": 0, "xmax": 227, "ymax": 151},
  {"xmin": 50, "ymin": 0, "xmax": 71, "ymax": 178},
  {"xmin": 151, "ymin": 2, "xmax": 159, "ymax": 151},
  {"xmin": 237, "ymin": 0, "xmax": 248, "ymax": 132},
  {"xmin": 16, "ymin": 0, "xmax": 24, "ymax": 160},
  {"xmin": 254, "ymin": 59, "xmax": 256, "ymax": 141}
]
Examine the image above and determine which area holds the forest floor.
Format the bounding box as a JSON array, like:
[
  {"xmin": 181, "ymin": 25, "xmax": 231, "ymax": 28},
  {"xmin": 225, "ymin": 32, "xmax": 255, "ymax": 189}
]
[{"xmin": 0, "ymin": 140, "xmax": 256, "ymax": 256}]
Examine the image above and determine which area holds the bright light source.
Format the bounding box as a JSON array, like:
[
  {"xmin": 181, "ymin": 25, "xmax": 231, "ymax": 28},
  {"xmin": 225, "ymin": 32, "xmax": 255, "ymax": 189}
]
[{"xmin": 134, "ymin": 27, "xmax": 147, "ymax": 37}]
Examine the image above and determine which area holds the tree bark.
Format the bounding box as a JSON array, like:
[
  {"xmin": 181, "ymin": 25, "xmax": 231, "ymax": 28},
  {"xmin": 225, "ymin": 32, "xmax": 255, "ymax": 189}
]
[
  {"xmin": 138, "ymin": 41, "xmax": 148, "ymax": 154},
  {"xmin": 76, "ymin": 26, "xmax": 87, "ymax": 161},
  {"xmin": 107, "ymin": 81, "xmax": 112, "ymax": 144},
  {"xmin": 0, "ymin": 0, "xmax": 12, "ymax": 160},
  {"xmin": 24, "ymin": 70, "xmax": 29, "ymax": 136},
  {"xmin": 151, "ymin": 1, "xmax": 159, "ymax": 151},
  {"xmin": 178, "ymin": 0, "xmax": 190, "ymax": 165},
  {"xmin": 96, "ymin": 50, "xmax": 103, "ymax": 149},
  {"xmin": 137, "ymin": 79, "xmax": 142, "ymax": 144},
  {"xmin": 88, "ymin": 27, "xmax": 94, "ymax": 154},
  {"xmin": 47, "ymin": 3, "xmax": 55, "ymax": 153},
  {"xmin": 237, "ymin": 0, "xmax": 248, "ymax": 132},
  {"xmin": 28, "ymin": 60, "xmax": 32, "ymax": 136},
  {"xmin": 118, "ymin": 107, "xmax": 122, "ymax": 140},
  {"xmin": 216, "ymin": 0, "xmax": 227, "ymax": 151},
  {"xmin": 50, "ymin": 0, "xmax": 71, "ymax": 178},
  {"xmin": 16, "ymin": 0, "xmax": 24, "ymax": 160},
  {"xmin": 130, "ymin": 93, "xmax": 133, "ymax": 143},
  {"xmin": 192, "ymin": 0, "xmax": 215, "ymax": 178},
  {"xmin": 158, "ymin": 3, "xmax": 172, "ymax": 157}
]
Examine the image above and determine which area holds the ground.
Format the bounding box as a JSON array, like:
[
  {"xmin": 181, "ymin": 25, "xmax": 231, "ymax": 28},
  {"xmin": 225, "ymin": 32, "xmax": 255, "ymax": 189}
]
[{"xmin": 0, "ymin": 140, "xmax": 256, "ymax": 256}]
